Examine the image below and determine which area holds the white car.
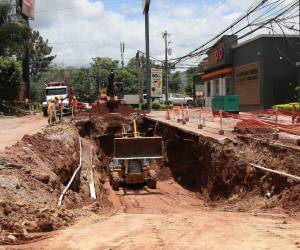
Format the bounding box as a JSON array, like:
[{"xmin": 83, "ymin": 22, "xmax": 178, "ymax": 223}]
[{"xmin": 160, "ymin": 94, "xmax": 194, "ymax": 106}]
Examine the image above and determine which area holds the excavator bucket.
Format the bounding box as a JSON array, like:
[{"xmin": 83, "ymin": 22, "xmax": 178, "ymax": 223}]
[{"xmin": 114, "ymin": 137, "xmax": 163, "ymax": 159}]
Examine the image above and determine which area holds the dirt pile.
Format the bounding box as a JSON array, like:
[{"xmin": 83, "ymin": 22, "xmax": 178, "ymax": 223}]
[
  {"xmin": 155, "ymin": 122, "xmax": 300, "ymax": 213},
  {"xmin": 0, "ymin": 123, "xmax": 84, "ymax": 242}
]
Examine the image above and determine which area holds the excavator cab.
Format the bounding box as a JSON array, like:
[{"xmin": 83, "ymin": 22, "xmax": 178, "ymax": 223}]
[{"xmin": 109, "ymin": 121, "xmax": 162, "ymax": 191}]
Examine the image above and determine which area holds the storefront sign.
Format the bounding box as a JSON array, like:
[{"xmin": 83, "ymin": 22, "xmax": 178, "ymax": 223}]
[
  {"xmin": 206, "ymin": 35, "xmax": 237, "ymax": 70},
  {"xmin": 151, "ymin": 68, "xmax": 162, "ymax": 97},
  {"xmin": 214, "ymin": 48, "xmax": 224, "ymax": 62},
  {"xmin": 22, "ymin": 0, "xmax": 35, "ymax": 19}
]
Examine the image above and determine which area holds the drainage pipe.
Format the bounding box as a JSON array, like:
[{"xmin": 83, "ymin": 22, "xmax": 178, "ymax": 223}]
[
  {"xmin": 89, "ymin": 146, "xmax": 96, "ymax": 199},
  {"xmin": 58, "ymin": 138, "xmax": 82, "ymax": 206},
  {"xmin": 250, "ymin": 163, "xmax": 300, "ymax": 182}
]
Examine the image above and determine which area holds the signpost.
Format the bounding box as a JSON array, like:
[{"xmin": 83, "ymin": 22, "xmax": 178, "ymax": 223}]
[
  {"xmin": 22, "ymin": 0, "xmax": 35, "ymax": 19},
  {"xmin": 151, "ymin": 68, "xmax": 163, "ymax": 97}
]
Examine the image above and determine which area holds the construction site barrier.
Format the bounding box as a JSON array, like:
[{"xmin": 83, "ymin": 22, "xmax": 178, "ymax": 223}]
[{"xmin": 165, "ymin": 107, "xmax": 300, "ymax": 136}]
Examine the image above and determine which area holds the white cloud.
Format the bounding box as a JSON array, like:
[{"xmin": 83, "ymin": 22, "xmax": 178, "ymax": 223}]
[{"xmin": 30, "ymin": 0, "xmax": 296, "ymax": 68}]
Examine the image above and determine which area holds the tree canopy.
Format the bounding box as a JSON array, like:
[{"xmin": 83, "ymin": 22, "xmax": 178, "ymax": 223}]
[
  {"xmin": 0, "ymin": 1, "xmax": 30, "ymax": 59},
  {"xmin": 29, "ymin": 30, "xmax": 56, "ymax": 81},
  {"xmin": 0, "ymin": 56, "xmax": 22, "ymax": 101}
]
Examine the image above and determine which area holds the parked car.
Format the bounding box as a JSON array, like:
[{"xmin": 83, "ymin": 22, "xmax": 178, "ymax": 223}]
[
  {"xmin": 160, "ymin": 93, "xmax": 194, "ymax": 107},
  {"xmin": 77, "ymin": 102, "xmax": 86, "ymax": 110}
]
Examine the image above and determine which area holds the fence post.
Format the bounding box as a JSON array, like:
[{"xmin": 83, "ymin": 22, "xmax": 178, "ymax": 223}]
[
  {"xmin": 272, "ymin": 108, "xmax": 279, "ymax": 140},
  {"xmin": 218, "ymin": 110, "xmax": 224, "ymax": 135},
  {"xmin": 292, "ymin": 104, "xmax": 296, "ymax": 124},
  {"xmin": 198, "ymin": 110, "xmax": 203, "ymax": 129}
]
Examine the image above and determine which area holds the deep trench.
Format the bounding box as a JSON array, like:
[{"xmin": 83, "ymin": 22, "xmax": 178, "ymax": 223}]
[{"xmin": 74, "ymin": 115, "xmax": 300, "ymax": 211}]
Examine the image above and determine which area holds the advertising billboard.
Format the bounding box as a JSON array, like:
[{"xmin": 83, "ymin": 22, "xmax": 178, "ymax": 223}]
[
  {"xmin": 151, "ymin": 68, "xmax": 162, "ymax": 97},
  {"xmin": 22, "ymin": 0, "xmax": 35, "ymax": 19}
]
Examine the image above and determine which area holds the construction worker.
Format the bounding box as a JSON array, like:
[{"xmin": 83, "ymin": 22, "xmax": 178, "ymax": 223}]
[
  {"xmin": 47, "ymin": 99, "xmax": 57, "ymax": 124},
  {"xmin": 25, "ymin": 98, "xmax": 29, "ymax": 110},
  {"xmin": 71, "ymin": 96, "xmax": 78, "ymax": 116}
]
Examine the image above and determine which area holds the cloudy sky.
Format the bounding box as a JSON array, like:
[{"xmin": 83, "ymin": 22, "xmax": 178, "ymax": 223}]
[{"xmin": 30, "ymin": 0, "xmax": 271, "ymax": 67}]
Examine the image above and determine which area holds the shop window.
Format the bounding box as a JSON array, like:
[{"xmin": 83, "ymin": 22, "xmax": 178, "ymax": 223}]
[
  {"xmin": 226, "ymin": 77, "xmax": 234, "ymax": 95},
  {"xmin": 206, "ymin": 81, "xmax": 211, "ymax": 97},
  {"xmin": 215, "ymin": 79, "xmax": 220, "ymax": 96}
]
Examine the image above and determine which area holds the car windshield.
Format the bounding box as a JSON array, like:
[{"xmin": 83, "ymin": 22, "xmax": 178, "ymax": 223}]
[{"xmin": 46, "ymin": 88, "xmax": 67, "ymax": 96}]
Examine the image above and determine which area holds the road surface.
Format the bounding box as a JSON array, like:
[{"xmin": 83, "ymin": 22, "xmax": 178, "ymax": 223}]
[
  {"xmin": 7, "ymin": 180, "xmax": 300, "ymax": 250},
  {"xmin": 0, "ymin": 114, "xmax": 46, "ymax": 151}
]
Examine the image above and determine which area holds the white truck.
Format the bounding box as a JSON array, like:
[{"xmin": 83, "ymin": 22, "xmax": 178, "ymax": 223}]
[{"xmin": 42, "ymin": 82, "xmax": 74, "ymax": 116}]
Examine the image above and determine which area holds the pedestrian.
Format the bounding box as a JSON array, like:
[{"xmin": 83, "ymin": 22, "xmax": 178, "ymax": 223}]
[{"xmin": 47, "ymin": 99, "xmax": 57, "ymax": 124}]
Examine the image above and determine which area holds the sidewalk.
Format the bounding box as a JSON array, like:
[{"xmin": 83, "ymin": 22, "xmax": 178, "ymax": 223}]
[{"xmin": 0, "ymin": 114, "xmax": 46, "ymax": 151}]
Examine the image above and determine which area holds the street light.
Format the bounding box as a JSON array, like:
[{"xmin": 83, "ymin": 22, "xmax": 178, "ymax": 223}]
[{"xmin": 143, "ymin": 0, "xmax": 151, "ymax": 111}]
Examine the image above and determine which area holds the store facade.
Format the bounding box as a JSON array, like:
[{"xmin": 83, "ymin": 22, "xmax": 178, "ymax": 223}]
[{"xmin": 199, "ymin": 34, "xmax": 300, "ymax": 111}]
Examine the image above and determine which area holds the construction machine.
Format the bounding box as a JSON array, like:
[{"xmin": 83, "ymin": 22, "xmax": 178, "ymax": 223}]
[
  {"xmin": 109, "ymin": 120, "xmax": 163, "ymax": 191},
  {"xmin": 105, "ymin": 69, "xmax": 124, "ymax": 112}
]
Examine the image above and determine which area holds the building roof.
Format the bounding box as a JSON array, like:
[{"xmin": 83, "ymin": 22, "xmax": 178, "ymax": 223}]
[{"xmin": 232, "ymin": 34, "xmax": 300, "ymax": 49}]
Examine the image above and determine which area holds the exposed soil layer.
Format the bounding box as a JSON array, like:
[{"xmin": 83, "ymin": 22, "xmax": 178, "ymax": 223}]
[
  {"xmin": 2, "ymin": 104, "xmax": 300, "ymax": 247},
  {"xmin": 152, "ymin": 120, "xmax": 300, "ymax": 213},
  {"xmin": 0, "ymin": 123, "xmax": 84, "ymax": 243}
]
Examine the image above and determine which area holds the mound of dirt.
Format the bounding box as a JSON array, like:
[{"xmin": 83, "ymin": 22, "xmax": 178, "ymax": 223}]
[{"xmin": 0, "ymin": 123, "xmax": 85, "ymax": 242}]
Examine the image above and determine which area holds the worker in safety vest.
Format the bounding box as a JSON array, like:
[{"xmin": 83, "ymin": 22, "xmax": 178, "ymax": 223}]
[
  {"xmin": 47, "ymin": 99, "xmax": 57, "ymax": 124},
  {"xmin": 71, "ymin": 96, "xmax": 78, "ymax": 115}
]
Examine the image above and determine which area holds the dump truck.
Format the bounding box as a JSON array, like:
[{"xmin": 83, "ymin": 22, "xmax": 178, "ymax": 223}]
[
  {"xmin": 42, "ymin": 82, "xmax": 74, "ymax": 116},
  {"xmin": 109, "ymin": 121, "xmax": 163, "ymax": 191}
]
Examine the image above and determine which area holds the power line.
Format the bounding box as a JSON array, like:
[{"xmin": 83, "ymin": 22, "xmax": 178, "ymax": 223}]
[
  {"xmin": 170, "ymin": 0, "xmax": 299, "ymax": 65},
  {"xmin": 172, "ymin": 0, "xmax": 227, "ymax": 38}
]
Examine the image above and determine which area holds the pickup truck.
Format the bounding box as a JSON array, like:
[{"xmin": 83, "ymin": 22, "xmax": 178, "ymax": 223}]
[{"xmin": 160, "ymin": 93, "xmax": 194, "ymax": 107}]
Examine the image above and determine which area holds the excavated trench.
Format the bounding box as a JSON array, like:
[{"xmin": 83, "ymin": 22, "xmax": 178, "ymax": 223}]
[
  {"xmin": 1, "ymin": 105, "xmax": 300, "ymax": 244},
  {"xmin": 76, "ymin": 111, "xmax": 300, "ymax": 213},
  {"xmin": 143, "ymin": 119, "xmax": 300, "ymax": 212}
]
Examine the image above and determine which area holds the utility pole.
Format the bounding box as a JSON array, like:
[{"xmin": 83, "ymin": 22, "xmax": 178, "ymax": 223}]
[
  {"xmin": 120, "ymin": 42, "xmax": 125, "ymax": 69},
  {"xmin": 136, "ymin": 50, "xmax": 144, "ymax": 106},
  {"xmin": 163, "ymin": 31, "xmax": 169, "ymax": 103},
  {"xmin": 18, "ymin": 0, "xmax": 31, "ymax": 99},
  {"xmin": 143, "ymin": 0, "xmax": 151, "ymax": 111},
  {"xmin": 24, "ymin": 16, "xmax": 30, "ymax": 99}
]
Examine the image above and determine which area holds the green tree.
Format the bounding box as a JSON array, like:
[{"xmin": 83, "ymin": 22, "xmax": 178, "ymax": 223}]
[
  {"xmin": 0, "ymin": 1, "xmax": 30, "ymax": 58},
  {"xmin": 184, "ymin": 83, "xmax": 193, "ymax": 96},
  {"xmin": 71, "ymin": 68, "xmax": 97, "ymax": 102},
  {"xmin": 186, "ymin": 67, "xmax": 199, "ymax": 86},
  {"xmin": 0, "ymin": 56, "xmax": 22, "ymax": 101},
  {"xmin": 170, "ymin": 71, "xmax": 182, "ymax": 92},
  {"xmin": 29, "ymin": 30, "xmax": 56, "ymax": 81},
  {"xmin": 115, "ymin": 69, "xmax": 138, "ymax": 94}
]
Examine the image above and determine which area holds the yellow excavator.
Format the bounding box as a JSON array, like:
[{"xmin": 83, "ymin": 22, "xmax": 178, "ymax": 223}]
[{"xmin": 109, "ymin": 120, "xmax": 163, "ymax": 191}]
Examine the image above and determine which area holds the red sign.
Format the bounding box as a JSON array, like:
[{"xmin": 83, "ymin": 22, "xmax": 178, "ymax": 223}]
[
  {"xmin": 22, "ymin": 0, "xmax": 35, "ymax": 19},
  {"xmin": 214, "ymin": 48, "xmax": 224, "ymax": 62}
]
